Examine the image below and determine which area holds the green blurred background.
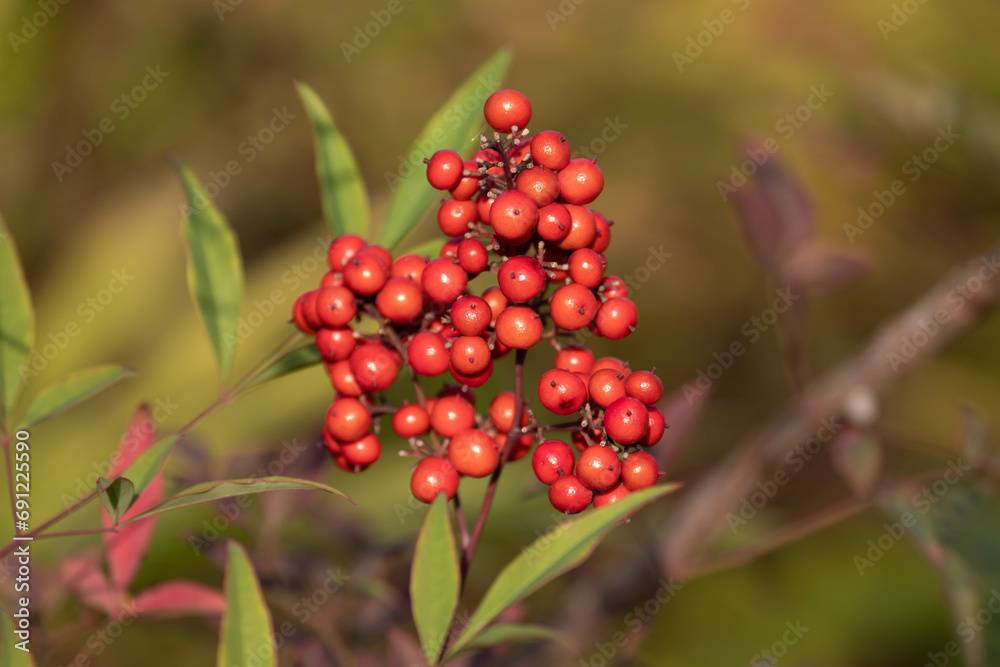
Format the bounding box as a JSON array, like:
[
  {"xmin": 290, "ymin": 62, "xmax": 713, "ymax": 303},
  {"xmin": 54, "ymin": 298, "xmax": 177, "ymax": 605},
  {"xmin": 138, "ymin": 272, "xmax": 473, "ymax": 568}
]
[{"xmin": 2, "ymin": 0, "xmax": 1000, "ymax": 665}]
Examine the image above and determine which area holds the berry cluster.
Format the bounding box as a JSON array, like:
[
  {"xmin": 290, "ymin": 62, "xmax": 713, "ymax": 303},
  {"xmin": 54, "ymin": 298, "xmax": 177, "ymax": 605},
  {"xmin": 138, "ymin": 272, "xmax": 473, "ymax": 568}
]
[{"xmin": 291, "ymin": 88, "xmax": 664, "ymax": 513}]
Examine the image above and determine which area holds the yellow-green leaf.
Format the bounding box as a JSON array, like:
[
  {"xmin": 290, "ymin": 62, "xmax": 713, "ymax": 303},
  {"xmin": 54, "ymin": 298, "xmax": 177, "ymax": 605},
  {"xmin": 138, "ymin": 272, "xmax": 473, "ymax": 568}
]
[
  {"xmin": 0, "ymin": 213, "xmax": 33, "ymax": 431},
  {"xmin": 119, "ymin": 436, "xmax": 177, "ymax": 497},
  {"xmin": 0, "ymin": 609, "xmax": 35, "ymax": 666},
  {"xmin": 17, "ymin": 365, "xmax": 132, "ymax": 429},
  {"xmin": 460, "ymin": 623, "xmax": 572, "ymax": 655},
  {"xmin": 218, "ymin": 541, "xmax": 275, "ymax": 667},
  {"xmin": 243, "ymin": 344, "xmax": 322, "ymax": 391},
  {"xmin": 411, "ymin": 495, "xmax": 460, "ymax": 666}
]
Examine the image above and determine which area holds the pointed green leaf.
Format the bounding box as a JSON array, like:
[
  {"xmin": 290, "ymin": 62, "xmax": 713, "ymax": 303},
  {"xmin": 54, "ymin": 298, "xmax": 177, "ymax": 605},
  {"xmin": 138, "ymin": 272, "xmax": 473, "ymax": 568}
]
[
  {"xmin": 1, "ymin": 609, "xmax": 36, "ymax": 666},
  {"xmin": 243, "ymin": 344, "xmax": 323, "ymax": 391},
  {"xmin": 120, "ymin": 476, "xmax": 352, "ymax": 524},
  {"xmin": 218, "ymin": 541, "xmax": 275, "ymax": 667},
  {"xmin": 17, "ymin": 365, "xmax": 133, "ymax": 429},
  {"xmin": 460, "ymin": 623, "xmax": 572, "ymax": 654},
  {"xmin": 447, "ymin": 484, "xmax": 679, "ymax": 659},
  {"xmin": 297, "ymin": 82, "xmax": 371, "ymax": 240},
  {"xmin": 119, "ymin": 436, "xmax": 177, "ymax": 498},
  {"xmin": 97, "ymin": 477, "xmax": 136, "ymax": 525},
  {"xmin": 0, "ymin": 214, "xmax": 34, "ymax": 431},
  {"xmin": 411, "ymin": 494, "xmax": 460, "ymax": 666},
  {"xmin": 176, "ymin": 161, "xmax": 244, "ymax": 381},
  {"xmin": 377, "ymin": 48, "xmax": 510, "ymax": 250}
]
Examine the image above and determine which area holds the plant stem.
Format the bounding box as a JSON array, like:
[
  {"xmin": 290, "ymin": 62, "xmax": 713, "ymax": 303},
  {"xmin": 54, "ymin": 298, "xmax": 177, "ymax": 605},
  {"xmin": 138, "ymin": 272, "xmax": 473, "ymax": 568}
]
[
  {"xmin": 2, "ymin": 434, "xmax": 17, "ymax": 535},
  {"xmin": 35, "ymin": 526, "xmax": 119, "ymax": 540}
]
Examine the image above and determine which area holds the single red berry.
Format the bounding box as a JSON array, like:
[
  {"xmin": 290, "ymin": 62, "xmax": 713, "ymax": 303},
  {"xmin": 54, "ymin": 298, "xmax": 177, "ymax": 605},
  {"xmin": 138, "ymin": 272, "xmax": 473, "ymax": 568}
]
[
  {"xmin": 576, "ymin": 445, "xmax": 621, "ymax": 492},
  {"xmin": 484, "ymin": 89, "xmax": 532, "ymax": 132},
  {"xmin": 594, "ymin": 297, "xmax": 638, "ymax": 340},
  {"xmin": 621, "ymin": 451, "xmax": 660, "ymax": 491},
  {"xmin": 548, "ymin": 474, "xmax": 593, "ymax": 514},
  {"xmin": 391, "ymin": 254, "xmax": 427, "ymax": 283},
  {"xmin": 593, "ymin": 482, "xmax": 632, "ymax": 509},
  {"xmin": 437, "ymin": 198, "xmax": 478, "ymax": 236},
  {"xmin": 556, "ymin": 205, "xmax": 597, "ymax": 251},
  {"xmin": 430, "ymin": 394, "xmax": 476, "ymax": 437},
  {"xmin": 590, "ymin": 212, "xmax": 611, "ymax": 253},
  {"xmin": 437, "ymin": 384, "xmax": 477, "ymax": 407},
  {"xmin": 475, "ymin": 192, "xmax": 494, "ymax": 223},
  {"xmin": 550, "ymin": 283, "xmax": 599, "ymax": 331},
  {"xmin": 536, "ymin": 202, "xmax": 572, "ymax": 243},
  {"xmin": 494, "ymin": 306, "xmax": 543, "ymax": 349},
  {"xmin": 449, "ymin": 358, "xmax": 493, "ymax": 388},
  {"xmin": 328, "ymin": 234, "xmax": 366, "ymax": 270},
  {"xmin": 490, "ymin": 191, "xmax": 539, "ymax": 241},
  {"xmin": 349, "ymin": 343, "xmax": 400, "ymax": 392},
  {"xmin": 441, "ymin": 235, "xmax": 463, "ymax": 258},
  {"xmin": 343, "ymin": 251, "xmax": 389, "ymax": 296},
  {"xmin": 426, "ymin": 150, "xmax": 464, "ymax": 190},
  {"xmin": 481, "ymin": 286, "xmax": 509, "ymax": 325},
  {"xmin": 364, "ymin": 244, "xmax": 392, "ymax": 268},
  {"xmin": 568, "ymin": 248, "xmax": 605, "ymax": 289},
  {"xmin": 341, "ymin": 433, "xmax": 381, "ymax": 469},
  {"xmin": 489, "ymin": 392, "xmax": 519, "ymax": 433},
  {"xmin": 326, "ymin": 397, "xmax": 372, "ymax": 442},
  {"xmin": 588, "ymin": 368, "xmax": 628, "ymax": 409},
  {"xmin": 328, "ymin": 360, "xmax": 363, "ymax": 397},
  {"xmin": 530, "ymin": 130, "xmax": 571, "ymax": 170},
  {"xmin": 292, "ymin": 291, "xmax": 320, "ymax": 335},
  {"xmin": 639, "ymin": 406, "xmax": 666, "ymax": 447},
  {"xmin": 600, "ymin": 276, "xmax": 629, "ymax": 299},
  {"xmin": 323, "ymin": 429, "xmax": 342, "ymax": 455},
  {"xmin": 376, "ymin": 277, "xmax": 424, "ymax": 324},
  {"xmin": 316, "ymin": 327, "xmax": 356, "ymax": 363},
  {"xmin": 447, "ymin": 428, "xmax": 499, "ymax": 478},
  {"xmin": 538, "ymin": 369, "xmax": 587, "ymax": 416},
  {"xmin": 557, "ymin": 158, "xmax": 604, "ymax": 205},
  {"xmin": 604, "ymin": 397, "xmax": 649, "ymax": 445},
  {"xmin": 392, "ymin": 403, "xmax": 430, "ymax": 438},
  {"xmin": 574, "ymin": 372, "xmax": 591, "ymax": 402},
  {"xmin": 592, "ymin": 357, "xmax": 630, "ymax": 375},
  {"xmin": 421, "ymin": 257, "xmax": 468, "ymax": 304},
  {"xmin": 532, "ymin": 440, "xmax": 575, "ymax": 485},
  {"xmin": 407, "ymin": 332, "xmax": 450, "ymax": 377},
  {"xmin": 554, "ymin": 345, "xmax": 595, "ymax": 374},
  {"xmin": 451, "ymin": 296, "xmax": 491, "ymax": 336},
  {"xmin": 498, "ymin": 256, "xmax": 547, "ymax": 304},
  {"xmin": 449, "ymin": 335, "xmax": 492, "ymax": 375},
  {"xmin": 457, "ymin": 238, "xmax": 489, "ymax": 275},
  {"xmin": 515, "ymin": 165, "xmax": 560, "ymax": 207},
  {"xmin": 449, "ymin": 160, "xmax": 481, "ymax": 200},
  {"xmin": 625, "ymin": 370, "xmax": 663, "ymax": 405},
  {"xmin": 315, "ymin": 286, "xmax": 357, "ymax": 328},
  {"xmin": 320, "ymin": 271, "xmax": 344, "ymax": 289},
  {"xmin": 411, "ymin": 457, "xmax": 460, "ymax": 503}
]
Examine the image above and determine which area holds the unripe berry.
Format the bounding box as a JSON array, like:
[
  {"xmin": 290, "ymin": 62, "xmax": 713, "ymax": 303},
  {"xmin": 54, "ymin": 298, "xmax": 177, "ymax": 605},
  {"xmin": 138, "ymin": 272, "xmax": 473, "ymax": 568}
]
[
  {"xmin": 450, "ymin": 335, "xmax": 492, "ymax": 375},
  {"xmin": 625, "ymin": 370, "xmax": 663, "ymax": 405},
  {"xmin": 621, "ymin": 451, "xmax": 660, "ymax": 491},
  {"xmin": 639, "ymin": 406, "xmax": 666, "ymax": 447},
  {"xmin": 548, "ymin": 474, "xmax": 593, "ymax": 514},
  {"xmin": 437, "ymin": 198, "xmax": 478, "ymax": 236},
  {"xmin": 557, "ymin": 158, "xmax": 604, "ymax": 205},
  {"xmin": 407, "ymin": 332, "xmax": 450, "ymax": 377},
  {"xmin": 430, "ymin": 395, "xmax": 476, "ymax": 437},
  {"xmin": 532, "ymin": 440, "xmax": 575, "ymax": 485},
  {"xmin": 556, "ymin": 205, "xmax": 597, "ymax": 251},
  {"xmin": 498, "ymin": 256, "xmax": 547, "ymax": 304},
  {"xmin": 316, "ymin": 327, "xmax": 356, "ymax": 363},
  {"xmin": 391, "ymin": 254, "xmax": 428, "ymax": 282},
  {"xmin": 536, "ymin": 202, "xmax": 572, "ymax": 243},
  {"xmin": 593, "ymin": 483, "xmax": 632, "ymax": 509},
  {"xmin": 326, "ymin": 397, "xmax": 372, "ymax": 442},
  {"xmin": 494, "ymin": 306, "xmax": 543, "ymax": 349},
  {"xmin": 328, "ymin": 234, "xmax": 366, "ymax": 270},
  {"xmin": 343, "ymin": 250, "xmax": 389, "ymax": 296},
  {"xmin": 550, "ymin": 283, "xmax": 598, "ymax": 331},
  {"xmin": 392, "ymin": 403, "xmax": 430, "ymax": 438},
  {"xmin": 604, "ymin": 397, "xmax": 649, "ymax": 445},
  {"xmin": 515, "ymin": 165, "xmax": 560, "ymax": 207},
  {"xmin": 447, "ymin": 428, "xmax": 499, "ymax": 478},
  {"xmin": 457, "ymin": 238, "xmax": 489, "ymax": 275},
  {"xmin": 490, "ymin": 191, "xmax": 539, "ymax": 241},
  {"xmin": 530, "ymin": 130, "xmax": 571, "ymax": 171},
  {"xmin": 411, "ymin": 457, "xmax": 460, "ymax": 503},
  {"xmin": 349, "ymin": 343, "xmax": 400, "ymax": 392},
  {"xmin": 538, "ymin": 369, "xmax": 587, "ymax": 416},
  {"xmin": 426, "ymin": 150, "xmax": 465, "ymax": 190},
  {"xmin": 376, "ymin": 277, "xmax": 424, "ymax": 324},
  {"xmin": 484, "ymin": 89, "xmax": 532, "ymax": 132},
  {"xmin": 421, "ymin": 257, "xmax": 468, "ymax": 304},
  {"xmin": 594, "ymin": 297, "xmax": 638, "ymax": 340},
  {"xmin": 568, "ymin": 248, "xmax": 605, "ymax": 289},
  {"xmin": 341, "ymin": 433, "xmax": 381, "ymax": 469},
  {"xmin": 554, "ymin": 345, "xmax": 595, "ymax": 375},
  {"xmin": 588, "ymin": 369, "xmax": 628, "ymax": 409}
]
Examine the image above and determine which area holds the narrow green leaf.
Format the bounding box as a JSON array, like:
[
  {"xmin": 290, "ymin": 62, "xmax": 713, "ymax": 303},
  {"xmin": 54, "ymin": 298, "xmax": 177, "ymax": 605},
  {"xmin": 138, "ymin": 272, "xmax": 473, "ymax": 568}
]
[
  {"xmin": 0, "ymin": 213, "xmax": 34, "ymax": 431},
  {"xmin": 296, "ymin": 82, "xmax": 371, "ymax": 239},
  {"xmin": 119, "ymin": 436, "xmax": 177, "ymax": 498},
  {"xmin": 1, "ymin": 609, "xmax": 36, "ymax": 666},
  {"xmin": 17, "ymin": 365, "xmax": 133, "ymax": 429},
  {"xmin": 120, "ymin": 476, "xmax": 353, "ymax": 525},
  {"xmin": 447, "ymin": 484, "xmax": 679, "ymax": 659},
  {"xmin": 399, "ymin": 237, "xmax": 446, "ymax": 259},
  {"xmin": 460, "ymin": 623, "xmax": 571, "ymax": 654},
  {"xmin": 243, "ymin": 344, "xmax": 323, "ymax": 391},
  {"xmin": 218, "ymin": 541, "xmax": 275, "ymax": 667},
  {"xmin": 176, "ymin": 160, "xmax": 244, "ymax": 381},
  {"xmin": 97, "ymin": 477, "xmax": 135, "ymax": 525},
  {"xmin": 411, "ymin": 494, "xmax": 460, "ymax": 666},
  {"xmin": 377, "ymin": 48, "xmax": 511, "ymax": 251}
]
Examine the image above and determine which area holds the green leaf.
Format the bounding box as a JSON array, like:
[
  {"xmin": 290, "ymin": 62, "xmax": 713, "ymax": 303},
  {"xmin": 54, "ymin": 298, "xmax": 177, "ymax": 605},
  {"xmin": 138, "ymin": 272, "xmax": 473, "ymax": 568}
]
[
  {"xmin": 243, "ymin": 344, "xmax": 323, "ymax": 391},
  {"xmin": 218, "ymin": 541, "xmax": 275, "ymax": 667},
  {"xmin": 0, "ymin": 213, "xmax": 34, "ymax": 431},
  {"xmin": 1, "ymin": 609, "xmax": 36, "ymax": 666},
  {"xmin": 176, "ymin": 160, "xmax": 244, "ymax": 381},
  {"xmin": 17, "ymin": 365, "xmax": 133, "ymax": 429},
  {"xmin": 296, "ymin": 82, "xmax": 371, "ymax": 240},
  {"xmin": 460, "ymin": 623, "xmax": 571, "ymax": 654},
  {"xmin": 377, "ymin": 48, "xmax": 510, "ymax": 251},
  {"xmin": 119, "ymin": 436, "xmax": 177, "ymax": 498},
  {"xmin": 411, "ymin": 494, "xmax": 460, "ymax": 666},
  {"xmin": 447, "ymin": 484, "xmax": 679, "ymax": 659},
  {"xmin": 399, "ymin": 237, "xmax": 446, "ymax": 259},
  {"xmin": 120, "ymin": 476, "xmax": 352, "ymax": 524},
  {"xmin": 97, "ymin": 477, "xmax": 136, "ymax": 525}
]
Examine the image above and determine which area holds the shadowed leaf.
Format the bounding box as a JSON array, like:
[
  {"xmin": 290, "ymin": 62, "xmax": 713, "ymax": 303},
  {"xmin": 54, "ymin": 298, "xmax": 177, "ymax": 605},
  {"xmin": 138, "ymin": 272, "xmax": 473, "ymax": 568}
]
[
  {"xmin": 218, "ymin": 541, "xmax": 275, "ymax": 667},
  {"xmin": 244, "ymin": 344, "xmax": 323, "ymax": 391},
  {"xmin": 0, "ymin": 213, "xmax": 33, "ymax": 429},
  {"xmin": 411, "ymin": 494, "xmax": 459, "ymax": 666},
  {"xmin": 18, "ymin": 365, "xmax": 132, "ymax": 429}
]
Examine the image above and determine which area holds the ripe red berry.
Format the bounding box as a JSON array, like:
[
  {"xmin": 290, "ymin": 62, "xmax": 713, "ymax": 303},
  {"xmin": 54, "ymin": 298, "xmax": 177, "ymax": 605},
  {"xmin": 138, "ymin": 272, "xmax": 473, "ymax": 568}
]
[
  {"xmin": 621, "ymin": 451, "xmax": 660, "ymax": 491},
  {"xmin": 588, "ymin": 369, "xmax": 628, "ymax": 409},
  {"xmin": 315, "ymin": 286, "xmax": 357, "ymax": 328},
  {"xmin": 498, "ymin": 256, "xmax": 547, "ymax": 304},
  {"xmin": 515, "ymin": 165, "xmax": 560, "ymax": 207},
  {"xmin": 536, "ymin": 202, "xmax": 572, "ymax": 243},
  {"xmin": 592, "ymin": 483, "xmax": 632, "ymax": 509},
  {"xmin": 591, "ymin": 212, "xmax": 611, "ymax": 253},
  {"xmin": 341, "ymin": 433, "xmax": 381, "ymax": 469},
  {"xmin": 426, "ymin": 150, "xmax": 465, "ymax": 190},
  {"xmin": 548, "ymin": 474, "xmax": 593, "ymax": 514},
  {"xmin": 604, "ymin": 397, "xmax": 649, "ymax": 445},
  {"xmin": 576, "ymin": 445, "xmax": 621, "ymax": 492},
  {"xmin": 550, "ymin": 283, "xmax": 598, "ymax": 331},
  {"xmin": 376, "ymin": 277, "xmax": 424, "ymax": 324},
  {"xmin": 349, "ymin": 343, "xmax": 400, "ymax": 392},
  {"xmin": 449, "ymin": 335, "xmax": 492, "ymax": 375},
  {"xmin": 407, "ymin": 332, "xmax": 450, "ymax": 377},
  {"xmin": 326, "ymin": 397, "xmax": 372, "ymax": 442},
  {"xmin": 430, "ymin": 394, "xmax": 476, "ymax": 438},
  {"xmin": 594, "ymin": 297, "xmax": 638, "ymax": 340},
  {"xmin": 328, "ymin": 360, "xmax": 363, "ymax": 397},
  {"xmin": 391, "ymin": 254, "xmax": 427, "ymax": 282},
  {"xmin": 292, "ymin": 291, "xmax": 320, "ymax": 335},
  {"xmin": 441, "ymin": 235, "xmax": 463, "ymax": 258},
  {"xmin": 328, "ymin": 234, "xmax": 366, "ymax": 270},
  {"xmin": 343, "ymin": 250, "xmax": 389, "ymax": 296},
  {"xmin": 450, "ymin": 358, "xmax": 493, "ymax": 388},
  {"xmin": 320, "ymin": 271, "xmax": 344, "ymax": 288},
  {"xmin": 554, "ymin": 345, "xmax": 595, "ymax": 375},
  {"xmin": 484, "ymin": 89, "xmax": 532, "ymax": 132},
  {"xmin": 592, "ymin": 357, "xmax": 630, "ymax": 375},
  {"xmin": 600, "ymin": 276, "xmax": 628, "ymax": 299},
  {"xmin": 456, "ymin": 238, "xmax": 489, "ymax": 275},
  {"xmin": 494, "ymin": 306, "xmax": 543, "ymax": 349},
  {"xmin": 421, "ymin": 257, "xmax": 468, "ymax": 304},
  {"xmin": 437, "ymin": 198, "xmax": 478, "ymax": 236},
  {"xmin": 556, "ymin": 205, "xmax": 597, "ymax": 251},
  {"xmin": 490, "ymin": 191, "xmax": 539, "ymax": 241},
  {"xmin": 538, "ymin": 369, "xmax": 587, "ymax": 416},
  {"xmin": 639, "ymin": 406, "xmax": 665, "ymax": 447},
  {"xmin": 532, "ymin": 440, "xmax": 575, "ymax": 485},
  {"xmin": 449, "ymin": 160, "xmax": 481, "ymax": 200},
  {"xmin": 316, "ymin": 328, "xmax": 356, "ymax": 363},
  {"xmin": 411, "ymin": 457, "xmax": 460, "ymax": 503},
  {"xmin": 530, "ymin": 131, "xmax": 571, "ymax": 171},
  {"xmin": 488, "ymin": 392, "xmax": 523, "ymax": 433},
  {"xmin": 568, "ymin": 248, "xmax": 605, "ymax": 289},
  {"xmin": 557, "ymin": 158, "xmax": 604, "ymax": 205},
  {"xmin": 392, "ymin": 403, "xmax": 430, "ymax": 438},
  {"xmin": 364, "ymin": 245, "xmax": 392, "ymax": 268},
  {"xmin": 447, "ymin": 428, "xmax": 499, "ymax": 478},
  {"xmin": 625, "ymin": 370, "xmax": 663, "ymax": 405},
  {"xmin": 481, "ymin": 286, "xmax": 509, "ymax": 325},
  {"xmin": 450, "ymin": 296, "xmax": 491, "ymax": 336},
  {"xmin": 323, "ymin": 430, "xmax": 342, "ymax": 455}
]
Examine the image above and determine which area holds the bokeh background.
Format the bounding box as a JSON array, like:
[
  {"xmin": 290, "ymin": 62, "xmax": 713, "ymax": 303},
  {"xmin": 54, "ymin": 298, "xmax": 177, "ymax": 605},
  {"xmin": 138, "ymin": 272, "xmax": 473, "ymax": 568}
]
[{"xmin": 2, "ymin": 0, "xmax": 1000, "ymax": 665}]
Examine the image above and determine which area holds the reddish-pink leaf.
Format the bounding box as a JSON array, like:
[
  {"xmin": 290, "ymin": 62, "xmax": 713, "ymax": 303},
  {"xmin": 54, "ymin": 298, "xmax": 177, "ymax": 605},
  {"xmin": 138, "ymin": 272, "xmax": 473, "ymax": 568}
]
[
  {"xmin": 781, "ymin": 241, "xmax": 871, "ymax": 293},
  {"xmin": 60, "ymin": 558, "xmax": 120, "ymax": 615},
  {"xmin": 731, "ymin": 185, "xmax": 784, "ymax": 270},
  {"xmin": 107, "ymin": 404, "xmax": 158, "ymax": 477},
  {"xmin": 655, "ymin": 382, "xmax": 711, "ymax": 472},
  {"xmin": 132, "ymin": 580, "xmax": 226, "ymax": 617},
  {"xmin": 753, "ymin": 155, "xmax": 815, "ymax": 250}
]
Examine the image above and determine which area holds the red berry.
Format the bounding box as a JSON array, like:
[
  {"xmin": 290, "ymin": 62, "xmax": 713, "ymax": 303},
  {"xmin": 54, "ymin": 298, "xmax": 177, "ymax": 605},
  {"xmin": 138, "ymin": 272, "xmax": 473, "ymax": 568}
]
[
  {"xmin": 476, "ymin": 192, "xmax": 494, "ymax": 223},
  {"xmin": 427, "ymin": 150, "xmax": 464, "ymax": 191},
  {"xmin": 515, "ymin": 165, "xmax": 560, "ymax": 207},
  {"xmin": 550, "ymin": 283, "xmax": 598, "ymax": 331},
  {"xmin": 494, "ymin": 306, "xmax": 543, "ymax": 349},
  {"xmin": 325, "ymin": 397, "xmax": 372, "ymax": 442},
  {"xmin": 557, "ymin": 158, "xmax": 604, "ymax": 205},
  {"xmin": 437, "ymin": 198, "xmax": 478, "ymax": 236},
  {"xmin": 411, "ymin": 457, "xmax": 460, "ymax": 503},
  {"xmin": 391, "ymin": 254, "xmax": 427, "ymax": 283},
  {"xmin": 328, "ymin": 234, "xmax": 366, "ymax": 270},
  {"xmin": 576, "ymin": 445, "xmax": 621, "ymax": 492},
  {"xmin": 364, "ymin": 245, "xmax": 392, "ymax": 268},
  {"xmin": 292, "ymin": 291, "xmax": 320, "ymax": 335},
  {"xmin": 604, "ymin": 397, "xmax": 649, "ymax": 445},
  {"xmin": 568, "ymin": 248, "xmax": 604, "ymax": 289},
  {"xmin": 489, "ymin": 392, "xmax": 520, "ymax": 433},
  {"xmin": 343, "ymin": 251, "xmax": 389, "ymax": 296},
  {"xmin": 430, "ymin": 395, "xmax": 476, "ymax": 437},
  {"xmin": 407, "ymin": 332, "xmax": 450, "ymax": 377},
  {"xmin": 594, "ymin": 297, "xmax": 638, "ymax": 340},
  {"xmin": 320, "ymin": 271, "xmax": 344, "ymax": 288},
  {"xmin": 536, "ymin": 202, "xmax": 572, "ymax": 243},
  {"xmin": 447, "ymin": 428, "xmax": 499, "ymax": 478},
  {"xmin": 441, "ymin": 235, "xmax": 463, "ymax": 258},
  {"xmin": 451, "ymin": 296, "xmax": 491, "ymax": 336},
  {"xmin": 449, "ymin": 160, "xmax": 481, "ymax": 200},
  {"xmin": 349, "ymin": 343, "xmax": 400, "ymax": 392},
  {"xmin": 315, "ymin": 287, "xmax": 356, "ymax": 328},
  {"xmin": 548, "ymin": 474, "xmax": 593, "ymax": 514},
  {"xmin": 588, "ymin": 369, "xmax": 628, "ymax": 409},
  {"xmin": 591, "ymin": 212, "xmax": 611, "ymax": 253},
  {"xmin": 530, "ymin": 130, "xmax": 571, "ymax": 171},
  {"xmin": 600, "ymin": 276, "xmax": 629, "ymax": 299},
  {"xmin": 323, "ymin": 430, "xmax": 342, "ymax": 455},
  {"xmin": 538, "ymin": 369, "xmax": 587, "ymax": 416},
  {"xmin": 625, "ymin": 371, "xmax": 663, "ymax": 405},
  {"xmin": 593, "ymin": 483, "xmax": 632, "ymax": 509},
  {"xmin": 621, "ymin": 451, "xmax": 660, "ymax": 491},
  {"xmin": 457, "ymin": 238, "xmax": 489, "ymax": 275},
  {"xmin": 392, "ymin": 403, "xmax": 430, "ymax": 438},
  {"xmin": 449, "ymin": 358, "xmax": 494, "ymax": 388},
  {"xmin": 554, "ymin": 345, "xmax": 595, "ymax": 374},
  {"xmin": 592, "ymin": 357, "xmax": 630, "ymax": 375},
  {"xmin": 421, "ymin": 257, "xmax": 468, "ymax": 304},
  {"xmin": 639, "ymin": 407, "xmax": 665, "ymax": 447},
  {"xmin": 481, "ymin": 286, "xmax": 509, "ymax": 325},
  {"xmin": 498, "ymin": 256, "xmax": 547, "ymax": 304},
  {"xmin": 376, "ymin": 277, "xmax": 424, "ymax": 324},
  {"xmin": 328, "ymin": 360, "xmax": 363, "ymax": 397},
  {"xmin": 316, "ymin": 327, "xmax": 356, "ymax": 363},
  {"xmin": 450, "ymin": 335, "xmax": 491, "ymax": 375},
  {"xmin": 532, "ymin": 440, "xmax": 575, "ymax": 485},
  {"xmin": 341, "ymin": 433, "xmax": 381, "ymax": 469},
  {"xmin": 490, "ymin": 191, "xmax": 539, "ymax": 241},
  {"xmin": 484, "ymin": 89, "xmax": 532, "ymax": 132},
  {"xmin": 556, "ymin": 205, "xmax": 597, "ymax": 251}
]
